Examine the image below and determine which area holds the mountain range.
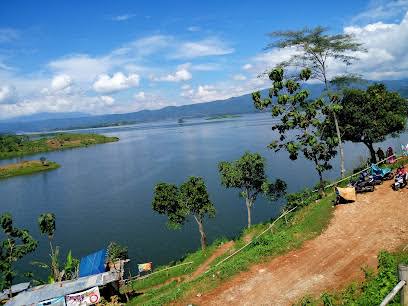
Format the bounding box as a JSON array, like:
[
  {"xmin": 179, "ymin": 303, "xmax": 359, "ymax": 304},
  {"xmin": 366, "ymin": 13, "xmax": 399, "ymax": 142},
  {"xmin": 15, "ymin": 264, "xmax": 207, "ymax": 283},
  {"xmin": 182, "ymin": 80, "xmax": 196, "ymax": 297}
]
[{"xmin": 1, "ymin": 80, "xmax": 407, "ymax": 133}]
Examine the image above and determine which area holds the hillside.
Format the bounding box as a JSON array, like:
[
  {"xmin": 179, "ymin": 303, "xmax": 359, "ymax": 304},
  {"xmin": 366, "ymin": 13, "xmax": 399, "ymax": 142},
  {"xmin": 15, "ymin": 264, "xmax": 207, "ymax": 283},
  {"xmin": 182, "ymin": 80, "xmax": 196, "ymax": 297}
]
[{"xmin": 1, "ymin": 79, "xmax": 407, "ymax": 133}]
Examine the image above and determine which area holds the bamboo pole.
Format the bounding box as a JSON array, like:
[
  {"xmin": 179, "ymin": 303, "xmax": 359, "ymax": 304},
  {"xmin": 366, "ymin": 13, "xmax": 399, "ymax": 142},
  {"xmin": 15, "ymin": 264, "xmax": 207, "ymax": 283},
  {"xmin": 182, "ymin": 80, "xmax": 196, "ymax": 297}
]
[
  {"xmin": 399, "ymin": 264, "xmax": 408, "ymax": 306},
  {"xmin": 380, "ymin": 280, "xmax": 406, "ymax": 306}
]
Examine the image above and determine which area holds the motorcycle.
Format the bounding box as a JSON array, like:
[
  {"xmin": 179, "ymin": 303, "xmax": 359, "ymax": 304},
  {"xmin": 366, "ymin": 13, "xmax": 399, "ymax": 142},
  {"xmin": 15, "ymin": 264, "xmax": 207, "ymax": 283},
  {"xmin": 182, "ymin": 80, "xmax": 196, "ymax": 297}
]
[
  {"xmin": 349, "ymin": 180, "xmax": 375, "ymax": 193},
  {"xmin": 359, "ymin": 171, "xmax": 383, "ymax": 186},
  {"xmin": 371, "ymin": 164, "xmax": 394, "ymax": 181},
  {"xmin": 392, "ymin": 167, "xmax": 408, "ymax": 191}
]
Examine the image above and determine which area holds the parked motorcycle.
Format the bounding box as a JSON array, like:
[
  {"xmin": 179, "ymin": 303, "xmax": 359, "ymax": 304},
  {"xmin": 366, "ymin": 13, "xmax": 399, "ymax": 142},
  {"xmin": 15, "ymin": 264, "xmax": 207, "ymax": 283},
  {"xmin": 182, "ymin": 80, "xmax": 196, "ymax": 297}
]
[
  {"xmin": 392, "ymin": 167, "xmax": 407, "ymax": 191},
  {"xmin": 371, "ymin": 164, "xmax": 394, "ymax": 181}
]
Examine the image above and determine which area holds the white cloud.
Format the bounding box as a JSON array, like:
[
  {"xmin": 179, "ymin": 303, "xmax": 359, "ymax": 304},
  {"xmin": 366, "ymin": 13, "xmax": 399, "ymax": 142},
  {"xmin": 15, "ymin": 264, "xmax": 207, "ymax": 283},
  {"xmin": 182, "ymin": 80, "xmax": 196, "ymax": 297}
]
[
  {"xmin": 351, "ymin": 0, "xmax": 408, "ymax": 24},
  {"xmin": 343, "ymin": 11, "xmax": 408, "ymax": 79},
  {"xmin": 100, "ymin": 95, "xmax": 115, "ymax": 106},
  {"xmin": 51, "ymin": 74, "xmax": 72, "ymax": 91},
  {"xmin": 111, "ymin": 14, "xmax": 136, "ymax": 21},
  {"xmin": 0, "ymin": 85, "xmax": 16, "ymax": 104},
  {"xmin": 93, "ymin": 72, "xmax": 140, "ymax": 93},
  {"xmin": 233, "ymin": 74, "xmax": 247, "ymax": 81},
  {"xmin": 172, "ymin": 38, "xmax": 234, "ymax": 59},
  {"xmin": 242, "ymin": 63, "xmax": 253, "ymax": 70},
  {"xmin": 134, "ymin": 91, "xmax": 146, "ymax": 100},
  {"xmin": 154, "ymin": 67, "xmax": 192, "ymax": 82}
]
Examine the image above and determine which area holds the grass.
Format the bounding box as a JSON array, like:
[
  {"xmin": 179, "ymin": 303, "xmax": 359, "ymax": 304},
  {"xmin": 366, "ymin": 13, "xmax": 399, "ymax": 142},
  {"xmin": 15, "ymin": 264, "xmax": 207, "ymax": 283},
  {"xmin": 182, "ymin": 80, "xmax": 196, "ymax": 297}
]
[
  {"xmin": 0, "ymin": 160, "xmax": 60, "ymax": 179},
  {"xmin": 296, "ymin": 249, "xmax": 408, "ymax": 306},
  {"xmin": 126, "ymin": 193, "xmax": 335, "ymax": 305},
  {"xmin": 0, "ymin": 133, "xmax": 119, "ymax": 159}
]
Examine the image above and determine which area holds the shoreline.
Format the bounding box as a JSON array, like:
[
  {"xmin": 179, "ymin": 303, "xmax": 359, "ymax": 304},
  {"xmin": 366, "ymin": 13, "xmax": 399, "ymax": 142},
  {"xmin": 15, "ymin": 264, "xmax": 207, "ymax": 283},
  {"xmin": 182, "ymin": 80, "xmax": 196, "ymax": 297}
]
[{"xmin": 0, "ymin": 160, "xmax": 60, "ymax": 179}]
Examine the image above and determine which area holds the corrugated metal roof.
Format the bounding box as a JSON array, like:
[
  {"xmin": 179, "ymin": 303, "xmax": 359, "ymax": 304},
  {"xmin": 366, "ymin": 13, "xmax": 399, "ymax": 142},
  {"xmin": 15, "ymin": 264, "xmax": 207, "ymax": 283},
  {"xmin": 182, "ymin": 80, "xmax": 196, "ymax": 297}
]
[
  {"xmin": 5, "ymin": 271, "xmax": 120, "ymax": 306},
  {"xmin": 0, "ymin": 283, "xmax": 31, "ymax": 301}
]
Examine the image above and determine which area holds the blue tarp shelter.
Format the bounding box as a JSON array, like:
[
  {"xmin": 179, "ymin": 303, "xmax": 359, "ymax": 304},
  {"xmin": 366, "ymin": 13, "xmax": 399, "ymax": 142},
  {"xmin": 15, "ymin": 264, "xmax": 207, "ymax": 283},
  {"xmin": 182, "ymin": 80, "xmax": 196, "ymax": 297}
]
[{"xmin": 79, "ymin": 249, "xmax": 107, "ymax": 277}]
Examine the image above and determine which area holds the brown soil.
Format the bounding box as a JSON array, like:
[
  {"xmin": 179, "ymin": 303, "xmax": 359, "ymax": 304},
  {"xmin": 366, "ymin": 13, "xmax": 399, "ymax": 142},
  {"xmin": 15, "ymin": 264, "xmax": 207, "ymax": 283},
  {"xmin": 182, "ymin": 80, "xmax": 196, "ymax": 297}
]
[
  {"xmin": 187, "ymin": 183, "xmax": 408, "ymax": 306},
  {"xmin": 189, "ymin": 241, "xmax": 235, "ymax": 280}
]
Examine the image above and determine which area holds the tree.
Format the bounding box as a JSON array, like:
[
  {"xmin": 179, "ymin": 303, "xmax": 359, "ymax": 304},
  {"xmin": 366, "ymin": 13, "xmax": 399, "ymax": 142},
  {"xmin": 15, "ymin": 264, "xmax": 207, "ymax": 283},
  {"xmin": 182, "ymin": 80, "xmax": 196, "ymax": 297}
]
[
  {"xmin": 332, "ymin": 84, "xmax": 408, "ymax": 162},
  {"xmin": 218, "ymin": 151, "xmax": 286, "ymax": 228},
  {"xmin": 40, "ymin": 156, "xmax": 47, "ymax": 165},
  {"xmin": 152, "ymin": 177, "xmax": 215, "ymax": 250},
  {"xmin": 266, "ymin": 26, "xmax": 366, "ymax": 178},
  {"xmin": 0, "ymin": 213, "xmax": 38, "ymax": 296},
  {"xmin": 35, "ymin": 213, "xmax": 79, "ymax": 283},
  {"xmin": 252, "ymin": 67, "xmax": 338, "ymax": 196}
]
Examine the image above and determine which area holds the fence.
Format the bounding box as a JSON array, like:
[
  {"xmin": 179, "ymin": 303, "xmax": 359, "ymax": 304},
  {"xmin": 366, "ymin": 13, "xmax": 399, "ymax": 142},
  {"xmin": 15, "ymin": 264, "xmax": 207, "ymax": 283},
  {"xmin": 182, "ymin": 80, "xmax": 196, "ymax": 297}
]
[{"xmin": 380, "ymin": 264, "xmax": 408, "ymax": 306}]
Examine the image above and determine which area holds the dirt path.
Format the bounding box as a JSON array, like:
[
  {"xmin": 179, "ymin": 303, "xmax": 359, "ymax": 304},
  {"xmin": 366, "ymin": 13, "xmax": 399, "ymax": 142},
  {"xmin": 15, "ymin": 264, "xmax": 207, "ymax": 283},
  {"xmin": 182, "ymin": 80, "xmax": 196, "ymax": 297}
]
[
  {"xmin": 189, "ymin": 183, "xmax": 408, "ymax": 306},
  {"xmin": 189, "ymin": 241, "xmax": 235, "ymax": 280}
]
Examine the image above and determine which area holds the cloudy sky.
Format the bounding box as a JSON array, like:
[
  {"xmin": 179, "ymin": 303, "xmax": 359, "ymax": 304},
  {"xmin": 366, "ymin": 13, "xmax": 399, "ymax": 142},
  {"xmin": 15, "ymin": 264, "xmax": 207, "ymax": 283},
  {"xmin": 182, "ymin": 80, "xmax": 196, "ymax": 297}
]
[{"xmin": 0, "ymin": 0, "xmax": 407, "ymax": 119}]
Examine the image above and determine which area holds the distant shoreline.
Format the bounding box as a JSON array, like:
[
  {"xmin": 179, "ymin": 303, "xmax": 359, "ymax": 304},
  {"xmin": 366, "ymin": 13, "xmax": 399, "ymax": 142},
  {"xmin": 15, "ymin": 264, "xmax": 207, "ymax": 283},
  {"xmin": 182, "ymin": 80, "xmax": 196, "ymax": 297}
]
[
  {"xmin": 0, "ymin": 133, "xmax": 119, "ymax": 160},
  {"xmin": 0, "ymin": 160, "xmax": 60, "ymax": 179}
]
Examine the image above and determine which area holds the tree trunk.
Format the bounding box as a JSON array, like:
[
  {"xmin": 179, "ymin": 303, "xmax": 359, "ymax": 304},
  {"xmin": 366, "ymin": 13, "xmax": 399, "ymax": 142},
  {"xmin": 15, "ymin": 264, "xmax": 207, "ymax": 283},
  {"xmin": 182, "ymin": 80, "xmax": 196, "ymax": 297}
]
[
  {"xmin": 245, "ymin": 198, "xmax": 252, "ymax": 228},
  {"xmin": 324, "ymin": 78, "xmax": 346, "ymax": 179},
  {"xmin": 364, "ymin": 141, "xmax": 377, "ymax": 163},
  {"xmin": 194, "ymin": 216, "xmax": 207, "ymax": 250},
  {"xmin": 333, "ymin": 114, "xmax": 345, "ymax": 178},
  {"xmin": 318, "ymin": 170, "xmax": 325, "ymax": 198}
]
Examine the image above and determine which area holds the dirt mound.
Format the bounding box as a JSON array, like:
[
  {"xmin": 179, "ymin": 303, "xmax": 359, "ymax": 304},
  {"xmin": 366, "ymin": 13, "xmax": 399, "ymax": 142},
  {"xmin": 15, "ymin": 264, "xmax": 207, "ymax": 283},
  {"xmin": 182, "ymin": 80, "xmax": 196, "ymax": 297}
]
[{"xmin": 189, "ymin": 183, "xmax": 408, "ymax": 306}]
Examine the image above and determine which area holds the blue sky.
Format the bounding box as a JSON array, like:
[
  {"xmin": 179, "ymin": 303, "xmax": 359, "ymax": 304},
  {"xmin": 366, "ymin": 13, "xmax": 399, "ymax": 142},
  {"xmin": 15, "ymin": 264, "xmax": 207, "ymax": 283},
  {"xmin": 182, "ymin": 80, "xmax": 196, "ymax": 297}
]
[{"xmin": 0, "ymin": 0, "xmax": 407, "ymax": 119}]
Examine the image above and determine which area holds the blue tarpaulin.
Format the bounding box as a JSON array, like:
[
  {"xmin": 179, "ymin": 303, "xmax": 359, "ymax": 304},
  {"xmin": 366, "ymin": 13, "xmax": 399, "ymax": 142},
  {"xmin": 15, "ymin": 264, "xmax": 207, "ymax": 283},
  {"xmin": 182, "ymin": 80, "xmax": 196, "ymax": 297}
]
[{"xmin": 79, "ymin": 249, "xmax": 107, "ymax": 277}]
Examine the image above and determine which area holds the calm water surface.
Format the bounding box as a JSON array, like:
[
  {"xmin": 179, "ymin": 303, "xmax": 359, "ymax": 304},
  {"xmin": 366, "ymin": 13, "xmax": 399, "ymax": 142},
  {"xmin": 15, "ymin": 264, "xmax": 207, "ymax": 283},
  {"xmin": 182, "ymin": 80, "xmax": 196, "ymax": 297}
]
[{"xmin": 1, "ymin": 113, "xmax": 407, "ymax": 275}]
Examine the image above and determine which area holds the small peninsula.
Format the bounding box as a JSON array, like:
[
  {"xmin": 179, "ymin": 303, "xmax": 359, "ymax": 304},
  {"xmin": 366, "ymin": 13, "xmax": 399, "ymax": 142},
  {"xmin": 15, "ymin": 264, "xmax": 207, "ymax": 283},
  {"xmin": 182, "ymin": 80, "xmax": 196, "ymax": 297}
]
[{"xmin": 0, "ymin": 160, "xmax": 60, "ymax": 179}]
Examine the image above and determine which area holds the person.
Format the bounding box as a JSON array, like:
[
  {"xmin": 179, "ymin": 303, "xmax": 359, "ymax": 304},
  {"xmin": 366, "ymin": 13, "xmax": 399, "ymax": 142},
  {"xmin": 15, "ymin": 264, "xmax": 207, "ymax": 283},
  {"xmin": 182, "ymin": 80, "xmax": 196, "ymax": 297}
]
[
  {"xmin": 377, "ymin": 147, "xmax": 385, "ymax": 162},
  {"xmin": 386, "ymin": 146, "xmax": 396, "ymax": 164},
  {"xmin": 396, "ymin": 166, "xmax": 407, "ymax": 185}
]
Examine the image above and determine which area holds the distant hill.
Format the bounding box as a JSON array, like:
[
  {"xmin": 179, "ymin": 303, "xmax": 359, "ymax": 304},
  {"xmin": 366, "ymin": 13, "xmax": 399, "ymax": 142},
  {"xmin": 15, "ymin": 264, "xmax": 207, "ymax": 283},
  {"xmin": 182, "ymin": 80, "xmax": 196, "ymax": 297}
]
[
  {"xmin": 0, "ymin": 80, "xmax": 407, "ymax": 134},
  {"xmin": 1, "ymin": 112, "xmax": 89, "ymax": 123}
]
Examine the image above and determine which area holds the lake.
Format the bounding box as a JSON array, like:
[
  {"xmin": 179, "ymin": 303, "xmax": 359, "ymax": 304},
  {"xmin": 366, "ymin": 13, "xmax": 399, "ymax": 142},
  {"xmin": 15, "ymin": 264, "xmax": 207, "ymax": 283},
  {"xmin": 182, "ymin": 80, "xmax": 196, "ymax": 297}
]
[{"xmin": 1, "ymin": 113, "xmax": 407, "ymax": 276}]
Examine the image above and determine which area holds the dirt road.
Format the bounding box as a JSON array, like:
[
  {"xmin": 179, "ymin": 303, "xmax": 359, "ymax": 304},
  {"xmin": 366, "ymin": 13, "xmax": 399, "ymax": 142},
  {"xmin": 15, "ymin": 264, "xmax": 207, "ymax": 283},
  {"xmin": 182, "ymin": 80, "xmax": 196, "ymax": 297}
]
[{"xmin": 191, "ymin": 183, "xmax": 408, "ymax": 306}]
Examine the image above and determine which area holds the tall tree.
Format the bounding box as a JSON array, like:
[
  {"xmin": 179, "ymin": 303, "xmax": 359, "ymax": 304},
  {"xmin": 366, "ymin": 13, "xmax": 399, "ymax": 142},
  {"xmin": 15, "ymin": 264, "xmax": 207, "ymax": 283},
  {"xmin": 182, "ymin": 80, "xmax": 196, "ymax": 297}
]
[
  {"xmin": 266, "ymin": 26, "xmax": 365, "ymax": 178},
  {"xmin": 252, "ymin": 67, "xmax": 338, "ymax": 196},
  {"xmin": 218, "ymin": 151, "xmax": 286, "ymax": 228},
  {"xmin": 152, "ymin": 177, "xmax": 215, "ymax": 250},
  {"xmin": 332, "ymin": 84, "xmax": 408, "ymax": 162},
  {"xmin": 0, "ymin": 213, "xmax": 38, "ymax": 296},
  {"xmin": 36, "ymin": 213, "xmax": 79, "ymax": 283}
]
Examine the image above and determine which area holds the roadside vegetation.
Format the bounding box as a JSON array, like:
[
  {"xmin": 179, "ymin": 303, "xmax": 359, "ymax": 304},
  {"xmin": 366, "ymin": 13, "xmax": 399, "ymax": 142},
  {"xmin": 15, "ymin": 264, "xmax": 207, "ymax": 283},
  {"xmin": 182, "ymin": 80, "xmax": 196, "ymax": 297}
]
[
  {"xmin": 296, "ymin": 250, "xmax": 408, "ymax": 306},
  {"xmin": 0, "ymin": 133, "xmax": 119, "ymax": 159},
  {"xmin": 0, "ymin": 159, "xmax": 60, "ymax": 179},
  {"xmin": 126, "ymin": 189, "xmax": 334, "ymax": 305}
]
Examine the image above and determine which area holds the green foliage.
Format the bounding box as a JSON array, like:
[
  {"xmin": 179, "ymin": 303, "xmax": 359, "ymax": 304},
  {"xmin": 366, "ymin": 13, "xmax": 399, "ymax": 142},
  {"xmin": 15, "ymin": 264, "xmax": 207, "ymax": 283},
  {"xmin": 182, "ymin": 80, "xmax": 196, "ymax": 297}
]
[
  {"xmin": 0, "ymin": 213, "xmax": 38, "ymax": 292},
  {"xmin": 297, "ymin": 250, "xmax": 408, "ymax": 306},
  {"xmin": 152, "ymin": 177, "xmax": 215, "ymax": 249},
  {"xmin": 32, "ymin": 249, "xmax": 79, "ymax": 284},
  {"xmin": 129, "ymin": 193, "xmax": 335, "ymax": 306},
  {"xmin": 253, "ymin": 67, "xmax": 338, "ymax": 194},
  {"xmin": 38, "ymin": 213, "xmax": 56, "ymax": 239},
  {"xmin": 0, "ymin": 133, "xmax": 118, "ymax": 159},
  {"xmin": 0, "ymin": 160, "xmax": 60, "ymax": 180},
  {"xmin": 35, "ymin": 213, "xmax": 79, "ymax": 284},
  {"xmin": 218, "ymin": 151, "xmax": 286, "ymax": 228},
  {"xmin": 266, "ymin": 26, "xmax": 365, "ymax": 84},
  {"xmin": 107, "ymin": 241, "xmax": 128, "ymax": 262},
  {"xmin": 330, "ymin": 83, "xmax": 408, "ymax": 162}
]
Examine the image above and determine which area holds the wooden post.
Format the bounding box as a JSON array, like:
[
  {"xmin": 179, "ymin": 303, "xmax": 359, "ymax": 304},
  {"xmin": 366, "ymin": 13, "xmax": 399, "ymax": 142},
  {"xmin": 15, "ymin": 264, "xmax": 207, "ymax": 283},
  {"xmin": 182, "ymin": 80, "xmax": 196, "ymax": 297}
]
[{"xmin": 399, "ymin": 264, "xmax": 408, "ymax": 306}]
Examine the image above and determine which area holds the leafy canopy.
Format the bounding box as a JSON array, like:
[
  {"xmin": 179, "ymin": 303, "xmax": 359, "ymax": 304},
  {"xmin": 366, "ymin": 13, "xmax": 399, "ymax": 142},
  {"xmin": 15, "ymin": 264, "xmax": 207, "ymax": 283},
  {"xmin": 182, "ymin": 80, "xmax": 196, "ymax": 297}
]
[
  {"xmin": 218, "ymin": 151, "xmax": 286, "ymax": 205},
  {"xmin": 266, "ymin": 26, "xmax": 365, "ymax": 84},
  {"xmin": 38, "ymin": 213, "xmax": 56, "ymax": 239},
  {"xmin": 252, "ymin": 67, "xmax": 338, "ymax": 192},
  {"xmin": 0, "ymin": 213, "xmax": 38, "ymax": 291},
  {"xmin": 336, "ymin": 84, "xmax": 408, "ymax": 145},
  {"xmin": 152, "ymin": 177, "xmax": 215, "ymax": 229}
]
